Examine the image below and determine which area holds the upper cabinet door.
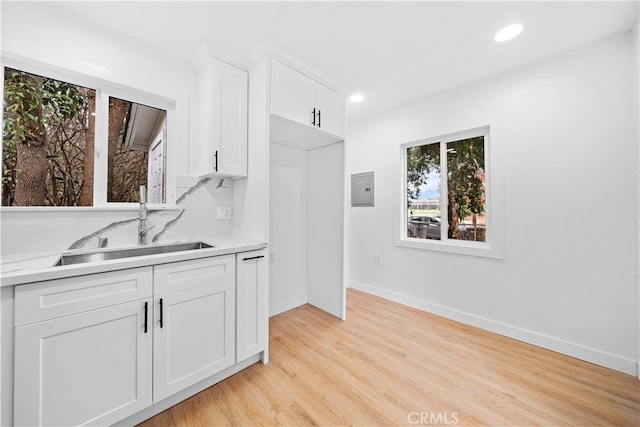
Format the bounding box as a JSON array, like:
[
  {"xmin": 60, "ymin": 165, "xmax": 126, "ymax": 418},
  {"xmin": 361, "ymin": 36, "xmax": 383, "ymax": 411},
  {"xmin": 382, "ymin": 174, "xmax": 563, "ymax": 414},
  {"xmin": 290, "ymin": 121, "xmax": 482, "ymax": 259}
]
[
  {"xmin": 192, "ymin": 57, "xmax": 248, "ymax": 178},
  {"xmin": 210, "ymin": 58, "xmax": 248, "ymax": 177},
  {"xmin": 271, "ymin": 60, "xmax": 315, "ymax": 127},
  {"xmin": 314, "ymin": 83, "xmax": 345, "ymax": 138},
  {"xmin": 270, "ymin": 59, "xmax": 346, "ymax": 145}
]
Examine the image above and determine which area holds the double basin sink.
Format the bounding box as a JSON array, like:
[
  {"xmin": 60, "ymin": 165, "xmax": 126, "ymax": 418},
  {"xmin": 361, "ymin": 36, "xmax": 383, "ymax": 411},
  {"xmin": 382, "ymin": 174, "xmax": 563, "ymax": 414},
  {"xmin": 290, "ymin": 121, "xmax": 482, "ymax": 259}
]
[{"xmin": 55, "ymin": 241, "xmax": 214, "ymax": 266}]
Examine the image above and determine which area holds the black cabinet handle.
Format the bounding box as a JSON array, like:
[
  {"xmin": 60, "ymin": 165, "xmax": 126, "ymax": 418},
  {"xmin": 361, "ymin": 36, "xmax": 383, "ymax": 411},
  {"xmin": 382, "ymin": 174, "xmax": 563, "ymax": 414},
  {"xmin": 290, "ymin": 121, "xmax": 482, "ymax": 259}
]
[
  {"xmin": 243, "ymin": 255, "xmax": 265, "ymax": 261},
  {"xmin": 317, "ymin": 109, "xmax": 321, "ymax": 128},
  {"xmin": 159, "ymin": 298, "xmax": 164, "ymax": 328},
  {"xmin": 214, "ymin": 150, "xmax": 219, "ymax": 172},
  {"xmin": 311, "ymin": 108, "xmax": 316, "ymax": 126},
  {"xmin": 144, "ymin": 301, "xmax": 148, "ymax": 334}
]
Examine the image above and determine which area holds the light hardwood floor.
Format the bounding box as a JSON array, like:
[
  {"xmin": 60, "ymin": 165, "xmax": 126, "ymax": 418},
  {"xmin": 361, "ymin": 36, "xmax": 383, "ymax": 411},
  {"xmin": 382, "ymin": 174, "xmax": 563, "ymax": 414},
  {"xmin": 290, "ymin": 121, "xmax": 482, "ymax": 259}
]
[{"xmin": 140, "ymin": 289, "xmax": 639, "ymax": 426}]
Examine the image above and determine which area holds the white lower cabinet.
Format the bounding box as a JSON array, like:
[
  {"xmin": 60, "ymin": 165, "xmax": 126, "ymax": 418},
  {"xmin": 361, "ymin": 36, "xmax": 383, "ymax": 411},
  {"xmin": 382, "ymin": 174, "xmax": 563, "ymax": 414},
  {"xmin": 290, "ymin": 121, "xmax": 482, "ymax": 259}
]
[
  {"xmin": 11, "ymin": 252, "xmax": 253, "ymax": 426},
  {"xmin": 13, "ymin": 268, "xmax": 153, "ymax": 427},
  {"xmin": 236, "ymin": 249, "xmax": 268, "ymax": 363},
  {"xmin": 153, "ymin": 256, "xmax": 236, "ymax": 402}
]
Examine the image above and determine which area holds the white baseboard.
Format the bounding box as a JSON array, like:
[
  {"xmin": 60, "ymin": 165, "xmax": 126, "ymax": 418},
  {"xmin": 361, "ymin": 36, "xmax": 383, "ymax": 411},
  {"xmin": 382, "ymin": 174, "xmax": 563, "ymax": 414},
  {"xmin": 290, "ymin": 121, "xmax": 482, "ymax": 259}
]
[
  {"xmin": 350, "ymin": 280, "xmax": 638, "ymax": 377},
  {"xmin": 270, "ymin": 294, "xmax": 307, "ymax": 317}
]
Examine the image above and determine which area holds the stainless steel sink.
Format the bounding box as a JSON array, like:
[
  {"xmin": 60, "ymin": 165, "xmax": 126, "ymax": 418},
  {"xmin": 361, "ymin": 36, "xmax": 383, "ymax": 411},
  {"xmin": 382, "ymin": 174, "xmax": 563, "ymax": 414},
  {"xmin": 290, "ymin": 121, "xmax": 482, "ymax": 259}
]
[{"xmin": 54, "ymin": 242, "xmax": 214, "ymax": 266}]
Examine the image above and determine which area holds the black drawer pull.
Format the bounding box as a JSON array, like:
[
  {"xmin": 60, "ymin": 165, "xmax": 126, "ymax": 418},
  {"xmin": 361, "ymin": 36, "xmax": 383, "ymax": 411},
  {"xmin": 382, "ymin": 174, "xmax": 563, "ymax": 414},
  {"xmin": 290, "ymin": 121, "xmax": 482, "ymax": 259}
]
[
  {"xmin": 243, "ymin": 255, "xmax": 265, "ymax": 261},
  {"xmin": 159, "ymin": 298, "xmax": 164, "ymax": 328},
  {"xmin": 144, "ymin": 301, "xmax": 148, "ymax": 334}
]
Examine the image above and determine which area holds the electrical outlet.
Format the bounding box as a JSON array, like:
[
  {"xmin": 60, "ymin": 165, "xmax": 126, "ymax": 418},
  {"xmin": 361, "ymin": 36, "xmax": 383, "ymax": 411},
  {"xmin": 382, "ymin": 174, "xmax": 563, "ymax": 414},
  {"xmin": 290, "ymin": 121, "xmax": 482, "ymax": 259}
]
[
  {"xmin": 270, "ymin": 252, "xmax": 275, "ymax": 263},
  {"xmin": 374, "ymin": 253, "xmax": 382, "ymax": 265},
  {"xmin": 217, "ymin": 207, "xmax": 231, "ymax": 220}
]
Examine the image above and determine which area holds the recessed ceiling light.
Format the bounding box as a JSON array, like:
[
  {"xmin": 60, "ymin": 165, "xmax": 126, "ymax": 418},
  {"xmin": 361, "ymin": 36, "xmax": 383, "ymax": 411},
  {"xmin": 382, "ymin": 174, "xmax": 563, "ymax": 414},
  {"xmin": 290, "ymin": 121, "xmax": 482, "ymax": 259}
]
[
  {"xmin": 494, "ymin": 24, "xmax": 523, "ymax": 42},
  {"xmin": 349, "ymin": 93, "xmax": 365, "ymax": 103}
]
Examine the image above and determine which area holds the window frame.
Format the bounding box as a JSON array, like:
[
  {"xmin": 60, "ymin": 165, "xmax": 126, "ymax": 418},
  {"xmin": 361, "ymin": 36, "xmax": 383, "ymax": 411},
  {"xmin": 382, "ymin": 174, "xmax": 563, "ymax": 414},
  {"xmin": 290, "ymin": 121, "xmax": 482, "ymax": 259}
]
[
  {"xmin": 396, "ymin": 125, "xmax": 503, "ymax": 259},
  {"xmin": 1, "ymin": 55, "xmax": 177, "ymax": 209}
]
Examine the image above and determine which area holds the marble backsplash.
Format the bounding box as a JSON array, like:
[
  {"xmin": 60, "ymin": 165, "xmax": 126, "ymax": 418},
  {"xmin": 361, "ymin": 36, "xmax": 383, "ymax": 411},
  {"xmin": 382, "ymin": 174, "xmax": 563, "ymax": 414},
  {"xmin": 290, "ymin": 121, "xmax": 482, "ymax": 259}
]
[{"xmin": 0, "ymin": 176, "xmax": 233, "ymax": 256}]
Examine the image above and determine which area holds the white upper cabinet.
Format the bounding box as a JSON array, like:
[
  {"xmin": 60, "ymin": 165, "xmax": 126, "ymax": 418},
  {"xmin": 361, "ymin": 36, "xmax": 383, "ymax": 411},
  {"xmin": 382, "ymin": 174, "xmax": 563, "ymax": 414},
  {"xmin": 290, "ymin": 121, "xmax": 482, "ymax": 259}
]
[
  {"xmin": 271, "ymin": 61, "xmax": 316, "ymax": 126},
  {"xmin": 314, "ymin": 82, "xmax": 346, "ymax": 138},
  {"xmin": 193, "ymin": 57, "xmax": 248, "ymax": 178},
  {"xmin": 270, "ymin": 60, "xmax": 345, "ymax": 149}
]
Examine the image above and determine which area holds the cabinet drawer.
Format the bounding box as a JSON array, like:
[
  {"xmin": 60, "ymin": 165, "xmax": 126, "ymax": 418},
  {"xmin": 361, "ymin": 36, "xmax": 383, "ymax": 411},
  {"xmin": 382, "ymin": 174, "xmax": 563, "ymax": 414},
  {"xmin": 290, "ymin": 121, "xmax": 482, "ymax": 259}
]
[
  {"xmin": 154, "ymin": 255, "xmax": 235, "ymax": 294},
  {"xmin": 14, "ymin": 267, "xmax": 153, "ymax": 327}
]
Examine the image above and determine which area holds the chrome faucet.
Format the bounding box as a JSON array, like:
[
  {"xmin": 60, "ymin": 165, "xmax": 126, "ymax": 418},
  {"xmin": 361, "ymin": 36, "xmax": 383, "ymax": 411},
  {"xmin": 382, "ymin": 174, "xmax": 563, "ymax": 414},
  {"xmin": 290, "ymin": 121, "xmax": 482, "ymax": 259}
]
[{"xmin": 138, "ymin": 185, "xmax": 149, "ymax": 245}]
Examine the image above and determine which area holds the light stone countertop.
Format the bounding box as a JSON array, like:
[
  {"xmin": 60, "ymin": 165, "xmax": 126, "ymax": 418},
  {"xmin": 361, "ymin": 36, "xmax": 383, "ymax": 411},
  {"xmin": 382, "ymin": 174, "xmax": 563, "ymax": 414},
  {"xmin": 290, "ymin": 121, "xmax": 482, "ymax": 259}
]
[{"xmin": 0, "ymin": 236, "xmax": 267, "ymax": 287}]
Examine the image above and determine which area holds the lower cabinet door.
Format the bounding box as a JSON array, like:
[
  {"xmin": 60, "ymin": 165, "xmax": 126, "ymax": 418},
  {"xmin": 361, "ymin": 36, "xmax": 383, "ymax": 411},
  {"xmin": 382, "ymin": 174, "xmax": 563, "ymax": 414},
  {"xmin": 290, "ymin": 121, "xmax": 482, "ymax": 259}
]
[
  {"xmin": 236, "ymin": 249, "xmax": 268, "ymax": 362},
  {"xmin": 13, "ymin": 300, "xmax": 152, "ymax": 427},
  {"xmin": 153, "ymin": 279, "xmax": 235, "ymax": 402}
]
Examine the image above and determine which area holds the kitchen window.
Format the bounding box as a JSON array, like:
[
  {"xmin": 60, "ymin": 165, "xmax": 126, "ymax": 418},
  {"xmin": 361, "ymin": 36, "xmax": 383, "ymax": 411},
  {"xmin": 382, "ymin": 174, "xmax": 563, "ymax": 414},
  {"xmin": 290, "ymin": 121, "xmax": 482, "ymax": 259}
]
[
  {"xmin": 2, "ymin": 66, "xmax": 168, "ymax": 207},
  {"xmin": 397, "ymin": 126, "xmax": 501, "ymax": 258}
]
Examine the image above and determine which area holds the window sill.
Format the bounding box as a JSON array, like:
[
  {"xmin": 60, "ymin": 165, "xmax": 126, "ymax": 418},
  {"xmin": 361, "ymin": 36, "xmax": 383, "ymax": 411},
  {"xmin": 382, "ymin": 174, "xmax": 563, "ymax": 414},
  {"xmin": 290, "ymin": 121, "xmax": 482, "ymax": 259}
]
[
  {"xmin": 395, "ymin": 236, "xmax": 503, "ymax": 259},
  {"xmin": 0, "ymin": 205, "xmax": 181, "ymax": 213}
]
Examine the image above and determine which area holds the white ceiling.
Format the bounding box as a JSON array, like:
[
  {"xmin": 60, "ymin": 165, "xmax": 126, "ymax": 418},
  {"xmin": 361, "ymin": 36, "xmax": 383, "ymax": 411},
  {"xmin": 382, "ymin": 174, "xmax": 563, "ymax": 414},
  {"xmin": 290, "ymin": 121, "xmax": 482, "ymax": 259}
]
[{"xmin": 21, "ymin": 1, "xmax": 640, "ymax": 124}]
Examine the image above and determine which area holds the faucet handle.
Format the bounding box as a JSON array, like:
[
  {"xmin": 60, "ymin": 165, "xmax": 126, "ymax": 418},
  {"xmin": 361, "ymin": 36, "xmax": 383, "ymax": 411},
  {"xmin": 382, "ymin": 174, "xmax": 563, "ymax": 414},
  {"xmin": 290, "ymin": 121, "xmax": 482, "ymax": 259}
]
[{"xmin": 98, "ymin": 237, "xmax": 108, "ymax": 248}]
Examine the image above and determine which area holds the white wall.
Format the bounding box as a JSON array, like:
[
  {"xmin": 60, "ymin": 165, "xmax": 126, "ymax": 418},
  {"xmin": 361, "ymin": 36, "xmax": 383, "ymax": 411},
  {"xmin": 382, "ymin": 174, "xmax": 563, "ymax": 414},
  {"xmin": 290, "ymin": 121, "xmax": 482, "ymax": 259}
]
[
  {"xmin": 269, "ymin": 140, "xmax": 345, "ymax": 318},
  {"xmin": 347, "ymin": 33, "xmax": 639, "ymax": 375},
  {"xmin": 307, "ymin": 142, "xmax": 345, "ymax": 319},
  {"xmin": 269, "ymin": 142, "xmax": 308, "ymax": 315}
]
